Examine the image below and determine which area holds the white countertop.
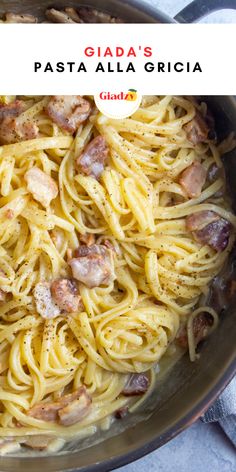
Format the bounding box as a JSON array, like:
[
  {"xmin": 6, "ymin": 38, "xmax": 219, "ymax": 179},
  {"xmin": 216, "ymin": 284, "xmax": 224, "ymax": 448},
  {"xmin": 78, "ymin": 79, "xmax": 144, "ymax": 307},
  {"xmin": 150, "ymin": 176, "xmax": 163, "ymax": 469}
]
[
  {"xmin": 117, "ymin": 1, "xmax": 236, "ymax": 471},
  {"xmin": 142, "ymin": 0, "xmax": 236, "ymax": 22}
]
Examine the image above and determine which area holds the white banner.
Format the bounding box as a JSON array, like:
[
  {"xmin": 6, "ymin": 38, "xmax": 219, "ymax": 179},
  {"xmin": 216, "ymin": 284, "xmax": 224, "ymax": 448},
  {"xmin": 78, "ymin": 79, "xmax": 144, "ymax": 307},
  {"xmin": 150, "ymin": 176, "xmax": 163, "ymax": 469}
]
[{"xmin": 0, "ymin": 24, "xmax": 235, "ymax": 94}]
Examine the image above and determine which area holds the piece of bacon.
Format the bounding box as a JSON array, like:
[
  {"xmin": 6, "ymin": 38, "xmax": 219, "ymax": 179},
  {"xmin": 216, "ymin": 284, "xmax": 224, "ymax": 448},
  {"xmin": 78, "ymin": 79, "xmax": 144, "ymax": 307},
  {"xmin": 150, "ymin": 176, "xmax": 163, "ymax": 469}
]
[
  {"xmin": 5, "ymin": 13, "xmax": 37, "ymax": 23},
  {"xmin": 179, "ymin": 162, "xmax": 207, "ymax": 198},
  {"xmin": 45, "ymin": 9, "xmax": 77, "ymax": 23},
  {"xmin": 50, "ymin": 278, "xmax": 83, "ymax": 313},
  {"xmin": 0, "ymin": 100, "xmax": 38, "ymax": 144},
  {"xmin": 45, "ymin": 96, "xmax": 91, "ymax": 133},
  {"xmin": 28, "ymin": 386, "xmax": 91, "ymax": 425},
  {"xmin": 115, "ymin": 406, "xmax": 129, "ymax": 419},
  {"xmin": 28, "ymin": 401, "xmax": 60, "ymax": 422},
  {"xmin": 24, "ymin": 436, "xmax": 52, "ymax": 450},
  {"xmin": 69, "ymin": 244, "xmax": 115, "ymax": 288},
  {"xmin": 122, "ymin": 374, "xmax": 149, "ymax": 396},
  {"xmin": 34, "ymin": 282, "xmax": 60, "ymax": 320},
  {"xmin": 58, "ymin": 390, "xmax": 92, "ymax": 426},
  {"xmin": 183, "ymin": 111, "xmax": 210, "ymax": 145},
  {"xmin": 64, "ymin": 8, "xmax": 83, "ymax": 22},
  {"xmin": 176, "ymin": 313, "xmax": 213, "ymax": 349},
  {"xmin": 0, "ymin": 100, "xmax": 25, "ymax": 120},
  {"xmin": 78, "ymin": 7, "xmax": 122, "ymax": 23},
  {"xmin": 186, "ymin": 210, "xmax": 219, "ymax": 232},
  {"xmin": 77, "ymin": 136, "xmax": 109, "ymax": 180},
  {"xmin": 195, "ymin": 219, "xmax": 231, "ymax": 251},
  {"xmin": 186, "ymin": 210, "xmax": 231, "ymax": 252},
  {"xmin": 25, "ymin": 167, "xmax": 58, "ymax": 208}
]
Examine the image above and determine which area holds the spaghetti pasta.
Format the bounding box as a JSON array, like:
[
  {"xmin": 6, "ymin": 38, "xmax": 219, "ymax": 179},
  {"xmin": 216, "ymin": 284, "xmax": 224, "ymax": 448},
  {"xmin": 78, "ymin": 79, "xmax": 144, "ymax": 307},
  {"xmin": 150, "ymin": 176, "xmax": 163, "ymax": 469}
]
[{"xmin": 0, "ymin": 95, "xmax": 234, "ymax": 451}]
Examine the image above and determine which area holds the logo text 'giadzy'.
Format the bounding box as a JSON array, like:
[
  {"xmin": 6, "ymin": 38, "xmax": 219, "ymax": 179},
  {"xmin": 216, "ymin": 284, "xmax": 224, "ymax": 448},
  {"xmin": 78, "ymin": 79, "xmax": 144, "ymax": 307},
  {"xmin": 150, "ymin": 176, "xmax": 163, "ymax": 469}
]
[
  {"xmin": 99, "ymin": 89, "xmax": 138, "ymax": 101},
  {"xmin": 95, "ymin": 89, "xmax": 141, "ymax": 119}
]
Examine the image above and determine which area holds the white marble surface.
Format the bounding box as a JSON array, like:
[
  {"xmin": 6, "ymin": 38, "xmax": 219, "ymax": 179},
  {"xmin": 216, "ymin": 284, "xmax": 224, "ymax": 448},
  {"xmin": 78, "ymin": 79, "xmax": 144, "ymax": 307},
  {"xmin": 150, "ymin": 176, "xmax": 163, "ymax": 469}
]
[{"xmin": 117, "ymin": 1, "xmax": 236, "ymax": 471}]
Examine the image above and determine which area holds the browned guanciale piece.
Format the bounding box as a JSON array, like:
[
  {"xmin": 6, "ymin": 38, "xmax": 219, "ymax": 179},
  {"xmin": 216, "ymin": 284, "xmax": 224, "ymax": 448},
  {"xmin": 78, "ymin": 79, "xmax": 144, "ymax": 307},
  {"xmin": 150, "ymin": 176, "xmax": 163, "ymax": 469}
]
[
  {"xmin": 78, "ymin": 7, "xmax": 122, "ymax": 23},
  {"xmin": 115, "ymin": 406, "xmax": 129, "ymax": 419},
  {"xmin": 80, "ymin": 233, "xmax": 96, "ymax": 246},
  {"xmin": 0, "ymin": 100, "xmax": 25, "ymax": 118},
  {"xmin": 24, "ymin": 436, "xmax": 53, "ymax": 451},
  {"xmin": 28, "ymin": 386, "xmax": 91, "ymax": 425},
  {"xmin": 122, "ymin": 373, "xmax": 150, "ymax": 396},
  {"xmin": 176, "ymin": 313, "xmax": 213, "ymax": 349},
  {"xmin": 0, "ymin": 100, "xmax": 38, "ymax": 144},
  {"xmin": 34, "ymin": 282, "xmax": 60, "ymax": 320},
  {"xmin": 179, "ymin": 161, "xmax": 206, "ymax": 198},
  {"xmin": 64, "ymin": 8, "xmax": 82, "ymax": 22},
  {"xmin": 58, "ymin": 390, "xmax": 92, "ymax": 426},
  {"xmin": 25, "ymin": 167, "xmax": 58, "ymax": 208},
  {"xmin": 28, "ymin": 401, "xmax": 60, "ymax": 422},
  {"xmin": 69, "ymin": 244, "xmax": 116, "ymax": 288},
  {"xmin": 45, "ymin": 8, "xmax": 77, "ymax": 23},
  {"xmin": 186, "ymin": 210, "xmax": 231, "ymax": 251},
  {"xmin": 5, "ymin": 13, "xmax": 37, "ymax": 23},
  {"xmin": 45, "ymin": 96, "xmax": 91, "ymax": 133},
  {"xmin": 184, "ymin": 111, "xmax": 210, "ymax": 145},
  {"xmin": 3, "ymin": 6, "xmax": 123, "ymax": 24},
  {"xmin": 77, "ymin": 135, "xmax": 109, "ymax": 179},
  {"xmin": 186, "ymin": 210, "xmax": 219, "ymax": 232},
  {"xmin": 51, "ymin": 278, "xmax": 83, "ymax": 313}
]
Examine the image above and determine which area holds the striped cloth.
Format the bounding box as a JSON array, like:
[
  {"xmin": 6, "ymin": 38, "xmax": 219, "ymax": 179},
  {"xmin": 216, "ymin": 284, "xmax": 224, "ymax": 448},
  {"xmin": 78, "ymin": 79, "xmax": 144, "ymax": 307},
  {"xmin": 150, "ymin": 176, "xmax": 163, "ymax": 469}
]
[{"xmin": 202, "ymin": 377, "xmax": 236, "ymax": 446}]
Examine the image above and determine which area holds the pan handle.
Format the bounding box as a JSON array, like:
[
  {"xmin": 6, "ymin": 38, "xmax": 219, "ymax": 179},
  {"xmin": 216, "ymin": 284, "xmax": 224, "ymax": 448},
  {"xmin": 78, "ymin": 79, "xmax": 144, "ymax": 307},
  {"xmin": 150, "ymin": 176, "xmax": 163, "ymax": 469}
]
[{"xmin": 174, "ymin": 0, "xmax": 236, "ymax": 23}]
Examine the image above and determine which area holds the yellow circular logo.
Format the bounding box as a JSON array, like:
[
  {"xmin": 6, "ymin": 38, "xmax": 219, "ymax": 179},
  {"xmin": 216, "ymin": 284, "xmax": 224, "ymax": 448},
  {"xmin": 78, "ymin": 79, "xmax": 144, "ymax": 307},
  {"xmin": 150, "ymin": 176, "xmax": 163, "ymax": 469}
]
[{"xmin": 94, "ymin": 89, "xmax": 142, "ymax": 119}]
